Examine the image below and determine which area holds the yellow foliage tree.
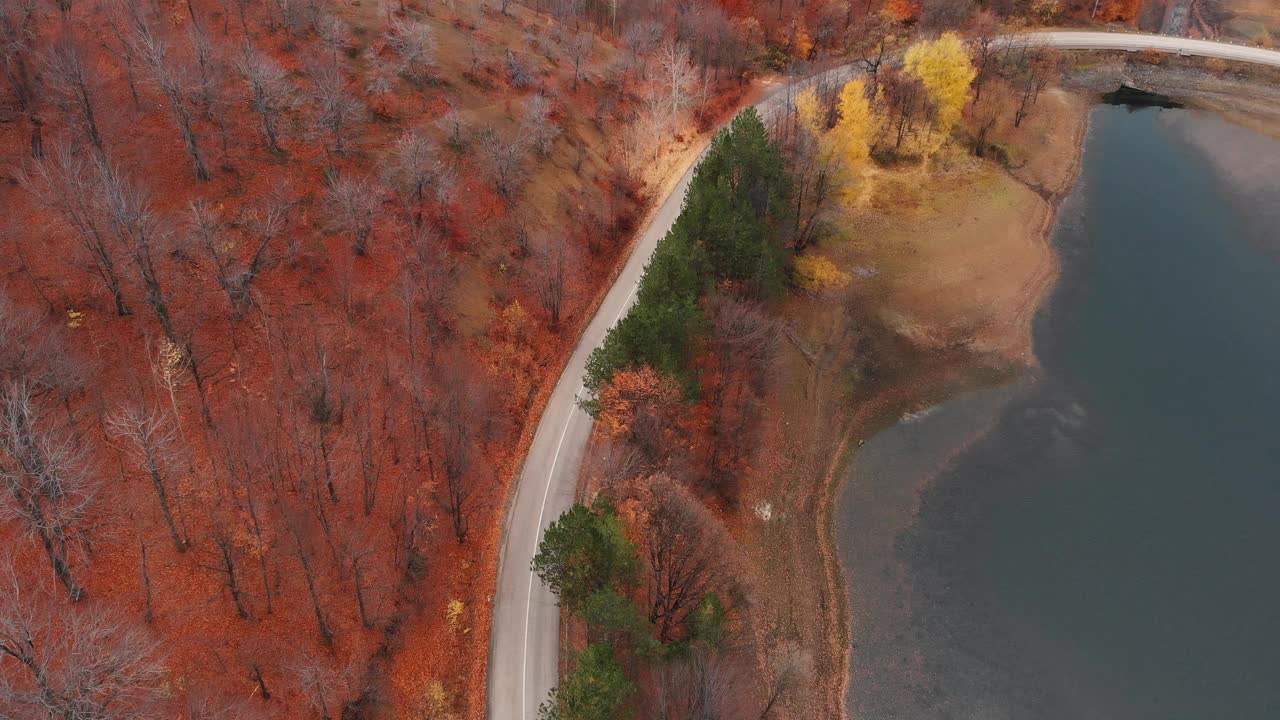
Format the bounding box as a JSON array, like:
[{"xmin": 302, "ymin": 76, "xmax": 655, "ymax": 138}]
[
  {"xmin": 830, "ymin": 78, "xmax": 874, "ymax": 168},
  {"xmin": 904, "ymin": 32, "xmax": 977, "ymax": 136},
  {"xmin": 796, "ymin": 79, "xmax": 874, "ymax": 171},
  {"xmin": 796, "ymin": 86, "xmax": 825, "ymax": 138},
  {"xmin": 794, "ymin": 254, "xmax": 851, "ymax": 292}
]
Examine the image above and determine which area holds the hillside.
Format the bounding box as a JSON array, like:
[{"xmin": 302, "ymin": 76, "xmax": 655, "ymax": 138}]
[{"xmin": 0, "ymin": 0, "xmax": 745, "ymax": 717}]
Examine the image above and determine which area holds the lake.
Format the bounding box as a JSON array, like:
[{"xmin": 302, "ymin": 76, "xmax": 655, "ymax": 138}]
[{"xmin": 837, "ymin": 105, "xmax": 1280, "ymax": 719}]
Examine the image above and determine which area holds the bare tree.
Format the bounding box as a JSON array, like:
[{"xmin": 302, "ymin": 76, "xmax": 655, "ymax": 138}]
[
  {"xmin": 189, "ymin": 194, "xmax": 291, "ymax": 312},
  {"xmin": 1, "ymin": 0, "xmax": 43, "ymax": 156},
  {"xmin": 0, "ymin": 562, "xmax": 166, "ymax": 719},
  {"xmin": 106, "ymin": 400, "xmax": 190, "ymax": 553},
  {"xmin": 969, "ymin": 10, "xmax": 1003, "ymax": 106},
  {"xmin": 325, "ymin": 174, "xmax": 379, "ymax": 256},
  {"xmin": 437, "ymin": 106, "xmax": 468, "ymax": 151},
  {"xmin": 43, "ymin": 34, "xmax": 105, "ymax": 154},
  {"xmin": 531, "ymin": 231, "xmax": 567, "ymax": 328},
  {"xmin": 308, "ymin": 60, "xmax": 363, "ymax": 155},
  {"xmin": 130, "ymin": 13, "xmax": 211, "ymax": 180},
  {"xmin": 565, "ymin": 31, "xmax": 592, "ymax": 90},
  {"xmin": 641, "ymin": 475, "xmax": 740, "ymax": 642},
  {"xmin": 292, "ymin": 658, "xmax": 352, "ymax": 720},
  {"xmin": 398, "ymin": 223, "xmax": 456, "ymax": 353},
  {"xmin": 1005, "ymin": 42, "xmax": 1056, "ymax": 128},
  {"xmin": 431, "ymin": 363, "xmax": 494, "ymax": 544},
  {"xmin": 623, "ymin": 19, "xmax": 663, "ymax": 79},
  {"xmin": 237, "ymin": 46, "xmax": 297, "ymax": 155},
  {"xmin": 314, "ymin": 12, "xmax": 349, "ymax": 68},
  {"xmin": 0, "ymin": 295, "xmax": 87, "ymax": 420},
  {"xmin": 0, "ymin": 383, "xmax": 96, "ymax": 601},
  {"xmin": 384, "ymin": 128, "xmax": 442, "ymax": 227},
  {"xmin": 385, "ymin": 15, "xmax": 434, "ymax": 82},
  {"xmin": 478, "ymin": 126, "xmax": 529, "ymax": 201},
  {"xmin": 283, "ymin": 512, "xmax": 334, "ymax": 645},
  {"xmin": 100, "ymin": 2, "xmax": 144, "ymax": 111},
  {"xmin": 186, "ymin": 688, "xmax": 271, "ymax": 720},
  {"xmin": 95, "ymin": 157, "xmax": 213, "ymax": 420},
  {"xmin": 522, "ymin": 93, "xmax": 561, "ymax": 158},
  {"xmin": 656, "ymin": 41, "xmax": 696, "ymax": 135},
  {"xmin": 208, "ymin": 515, "xmax": 252, "ymax": 619},
  {"xmin": 849, "ymin": 13, "xmax": 904, "ymax": 93},
  {"xmin": 22, "ymin": 142, "xmax": 131, "ymax": 316}
]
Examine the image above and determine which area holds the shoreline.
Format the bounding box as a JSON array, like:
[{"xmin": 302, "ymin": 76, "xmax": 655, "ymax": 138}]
[{"xmin": 817, "ymin": 105, "xmax": 1092, "ymax": 719}]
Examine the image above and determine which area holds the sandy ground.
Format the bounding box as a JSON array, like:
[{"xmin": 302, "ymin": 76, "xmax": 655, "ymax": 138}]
[{"xmin": 729, "ymin": 90, "xmax": 1090, "ymax": 719}]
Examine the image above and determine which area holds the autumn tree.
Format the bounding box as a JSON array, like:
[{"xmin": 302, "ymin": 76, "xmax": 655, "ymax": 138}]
[
  {"xmin": 531, "ymin": 499, "xmax": 638, "ymax": 613},
  {"xmin": 596, "ymin": 365, "xmax": 680, "ymax": 462},
  {"xmin": 0, "ymin": 562, "xmax": 166, "ymax": 719},
  {"xmin": 790, "ymin": 78, "xmax": 872, "ymax": 251},
  {"xmin": 903, "ymin": 31, "xmax": 976, "ymax": 138}
]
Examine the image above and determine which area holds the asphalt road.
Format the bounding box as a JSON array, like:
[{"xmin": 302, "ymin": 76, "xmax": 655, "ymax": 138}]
[
  {"xmin": 485, "ymin": 31, "xmax": 1280, "ymax": 720},
  {"xmin": 1031, "ymin": 30, "xmax": 1280, "ymax": 68}
]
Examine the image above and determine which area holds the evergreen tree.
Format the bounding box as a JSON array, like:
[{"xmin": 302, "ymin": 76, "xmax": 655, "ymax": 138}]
[
  {"xmin": 531, "ymin": 500, "xmax": 639, "ymax": 613},
  {"xmin": 583, "ymin": 108, "xmax": 793, "ymax": 405},
  {"xmin": 538, "ymin": 643, "xmax": 634, "ymax": 720}
]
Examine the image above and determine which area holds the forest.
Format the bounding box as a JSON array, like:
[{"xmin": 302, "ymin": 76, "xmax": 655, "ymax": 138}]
[{"xmin": 0, "ymin": 0, "xmax": 1149, "ymax": 718}]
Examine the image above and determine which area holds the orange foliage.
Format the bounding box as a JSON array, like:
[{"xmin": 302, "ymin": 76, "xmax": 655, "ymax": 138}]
[
  {"xmin": 1099, "ymin": 0, "xmax": 1143, "ymax": 22},
  {"xmin": 597, "ymin": 366, "xmax": 682, "ymax": 436},
  {"xmin": 882, "ymin": 0, "xmax": 922, "ymax": 23}
]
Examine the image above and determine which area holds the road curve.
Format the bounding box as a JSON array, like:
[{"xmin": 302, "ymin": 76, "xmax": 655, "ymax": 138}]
[{"xmin": 486, "ymin": 31, "xmax": 1280, "ymax": 720}]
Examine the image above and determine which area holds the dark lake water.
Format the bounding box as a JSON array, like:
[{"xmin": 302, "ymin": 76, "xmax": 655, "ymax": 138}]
[{"xmin": 838, "ymin": 106, "xmax": 1280, "ymax": 719}]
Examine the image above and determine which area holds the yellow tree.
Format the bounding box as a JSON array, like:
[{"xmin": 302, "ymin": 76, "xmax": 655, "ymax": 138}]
[
  {"xmin": 904, "ymin": 32, "xmax": 977, "ymax": 137},
  {"xmin": 791, "ymin": 79, "xmax": 875, "ymax": 249},
  {"xmin": 830, "ymin": 78, "xmax": 874, "ymax": 168}
]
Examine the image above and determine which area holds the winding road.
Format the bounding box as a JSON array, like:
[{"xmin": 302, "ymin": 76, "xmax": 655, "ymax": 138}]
[{"xmin": 485, "ymin": 31, "xmax": 1280, "ymax": 720}]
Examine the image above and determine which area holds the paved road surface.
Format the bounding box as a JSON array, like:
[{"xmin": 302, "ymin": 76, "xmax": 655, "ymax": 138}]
[
  {"xmin": 1031, "ymin": 30, "xmax": 1280, "ymax": 67},
  {"xmin": 486, "ymin": 31, "xmax": 1280, "ymax": 720}
]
